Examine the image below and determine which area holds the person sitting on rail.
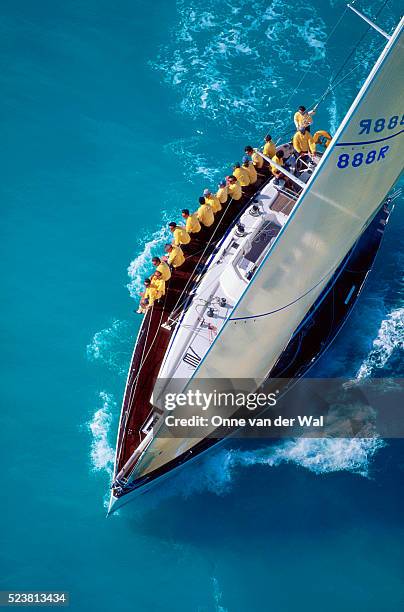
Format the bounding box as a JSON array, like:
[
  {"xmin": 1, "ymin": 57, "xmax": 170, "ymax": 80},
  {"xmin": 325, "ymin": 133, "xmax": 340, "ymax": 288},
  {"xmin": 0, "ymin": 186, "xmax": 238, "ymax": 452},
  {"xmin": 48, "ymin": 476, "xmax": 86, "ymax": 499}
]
[
  {"xmin": 263, "ymin": 134, "xmax": 276, "ymax": 159},
  {"xmin": 242, "ymin": 155, "xmax": 258, "ymax": 185},
  {"xmin": 137, "ymin": 277, "xmax": 161, "ymax": 313},
  {"xmin": 226, "ymin": 175, "xmax": 242, "ymax": 201},
  {"xmin": 271, "ymin": 149, "xmax": 285, "ymax": 177},
  {"xmin": 168, "ymin": 222, "xmax": 191, "ymax": 246},
  {"xmin": 181, "ymin": 209, "xmax": 201, "ymax": 234},
  {"xmin": 233, "ymin": 162, "xmax": 250, "ymax": 187},
  {"xmin": 292, "ymin": 127, "xmax": 316, "ymax": 162},
  {"xmin": 294, "ymin": 105, "xmax": 315, "ymax": 132},
  {"xmin": 203, "ymin": 188, "xmax": 222, "ymax": 214},
  {"xmin": 163, "ymin": 243, "xmax": 185, "ymax": 268},
  {"xmin": 270, "ymin": 150, "xmax": 292, "ymax": 188},
  {"xmin": 152, "ymin": 256, "xmax": 171, "ymax": 282},
  {"xmin": 197, "ymin": 196, "xmax": 215, "ymax": 227},
  {"xmin": 151, "ymin": 269, "xmax": 166, "ymax": 297},
  {"xmin": 244, "ymin": 145, "xmax": 264, "ymax": 171},
  {"xmin": 216, "ymin": 180, "xmax": 228, "ymax": 205}
]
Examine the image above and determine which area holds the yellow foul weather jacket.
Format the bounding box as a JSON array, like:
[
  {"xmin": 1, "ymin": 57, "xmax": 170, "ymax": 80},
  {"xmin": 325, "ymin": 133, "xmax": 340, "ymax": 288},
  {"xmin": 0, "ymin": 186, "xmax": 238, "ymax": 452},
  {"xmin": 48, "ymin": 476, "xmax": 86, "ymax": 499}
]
[
  {"xmin": 144, "ymin": 285, "xmax": 160, "ymax": 307},
  {"xmin": 263, "ymin": 140, "xmax": 276, "ymax": 158},
  {"xmin": 252, "ymin": 150, "xmax": 264, "ymax": 168},
  {"xmin": 216, "ymin": 185, "xmax": 228, "ymax": 204},
  {"xmin": 244, "ymin": 162, "xmax": 257, "ymax": 184},
  {"xmin": 185, "ymin": 213, "xmax": 201, "ymax": 234},
  {"xmin": 228, "ymin": 180, "xmax": 242, "ymax": 201},
  {"xmin": 152, "ymin": 277, "xmax": 166, "ymax": 297},
  {"xmin": 167, "ymin": 245, "xmax": 185, "ymax": 268},
  {"xmin": 292, "ymin": 131, "xmax": 316, "ymax": 154},
  {"xmin": 234, "ymin": 166, "xmax": 250, "ymax": 187},
  {"xmin": 271, "ymin": 154, "xmax": 284, "ymax": 176},
  {"xmin": 157, "ymin": 261, "xmax": 171, "ymax": 281},
  {"xmin": 197, "ymin": 203, "xmax": 215, "ymax": 227},
  {"xmin": 173, "ymin": 226, "xmax": 191, "ymax": 245},
  {"xmin": 206, "ymin": 194, "xmax": 222, "ymax": 214},
  {"xmin": 294, "ymin": 110, "xmax": 314, "ymax": 129}
]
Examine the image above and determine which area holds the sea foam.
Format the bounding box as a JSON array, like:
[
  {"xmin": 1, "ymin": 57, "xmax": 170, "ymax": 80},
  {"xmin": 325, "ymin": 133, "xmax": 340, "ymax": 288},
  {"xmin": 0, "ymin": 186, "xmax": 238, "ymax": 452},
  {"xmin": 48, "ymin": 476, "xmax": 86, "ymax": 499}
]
[
  {"xmin": 356, "ymin": 307, "xmax": 404, "ymax": 379},
  {"xmin": 86, "ymin": 319, "xmax": 132, "ymax": 375},
  {"xmin": 150, "ymin": 0, "xmax": 328, "ymax": 136},
  {"xmin": 88, "ymin": 391, "xmax": 115, "ymax": 476},
  {"xmin": 127, "ymin": 223, "xmax": 171, "ymax": 298}
]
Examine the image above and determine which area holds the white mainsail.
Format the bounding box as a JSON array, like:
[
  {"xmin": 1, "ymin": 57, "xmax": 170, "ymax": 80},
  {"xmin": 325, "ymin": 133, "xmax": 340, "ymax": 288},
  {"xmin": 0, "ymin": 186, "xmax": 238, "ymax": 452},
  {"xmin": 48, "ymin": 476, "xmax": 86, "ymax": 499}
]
[
  {"xmin": 198, "ymin": 17, "xmax": 404, "ymax": 379},
  {"xmin": 133, "ymin": 17, "xmax": 404, "ymax": 479}
]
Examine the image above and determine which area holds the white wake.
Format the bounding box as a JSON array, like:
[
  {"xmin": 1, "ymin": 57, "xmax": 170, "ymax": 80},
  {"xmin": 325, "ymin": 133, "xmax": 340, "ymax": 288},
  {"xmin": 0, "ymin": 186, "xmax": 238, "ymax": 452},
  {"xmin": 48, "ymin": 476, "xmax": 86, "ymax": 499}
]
[
  {"xmin": 356, "ymin": 307, "xmax": 404, "ymax": 379},
  {"xmin": 127, "ymin": 223, "xmax": 171, "ymax": 298},
  {"xmin": 86, "ymin": 319, "xmax": 132, "ymax": 376},
  {"xmin": 87, "ymin": 392, "xmax": 115, "ymax": 476}
]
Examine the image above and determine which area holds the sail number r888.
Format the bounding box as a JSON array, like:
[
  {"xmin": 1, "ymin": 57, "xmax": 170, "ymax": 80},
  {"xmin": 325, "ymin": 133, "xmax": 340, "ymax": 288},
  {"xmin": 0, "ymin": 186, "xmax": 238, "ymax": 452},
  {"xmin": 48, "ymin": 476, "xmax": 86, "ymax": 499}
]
[
  {"xmin": 337, "ymin": 146, "xmax": 389, "ymax": 169},
  {"xmin": 359, "ymin": 114, "xmax": 404, "ymax": 134}
]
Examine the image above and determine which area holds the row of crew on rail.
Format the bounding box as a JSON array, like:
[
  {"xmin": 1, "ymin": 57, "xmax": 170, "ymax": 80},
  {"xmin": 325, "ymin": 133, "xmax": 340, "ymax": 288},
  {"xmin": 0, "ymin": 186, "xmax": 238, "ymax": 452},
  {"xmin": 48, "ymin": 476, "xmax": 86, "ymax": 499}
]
[{"xmin": 137, "ymin": 105, "xmax": 332, "ymax": 313}]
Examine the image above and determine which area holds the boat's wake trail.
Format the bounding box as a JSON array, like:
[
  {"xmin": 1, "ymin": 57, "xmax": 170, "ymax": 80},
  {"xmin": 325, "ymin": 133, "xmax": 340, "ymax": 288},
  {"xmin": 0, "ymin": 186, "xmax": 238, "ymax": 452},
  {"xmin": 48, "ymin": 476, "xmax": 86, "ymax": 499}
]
[
  {"xmin": 87, "ymin": 391, "xmax": 116, "ymax": 477},
  {"xmin": 356, "ymin": 307, "xmax": 404, "ymax": 379},
  {"xmin": 86, "ymin": 320, "xmax": 132, "ymax": 376},
  {"xmin": 179, "ymin": 307, "xmax": 404, "ymax": 496},
  {"xmin": 168, "ymin": 437, "xmax": 385, "ymax": 499}
]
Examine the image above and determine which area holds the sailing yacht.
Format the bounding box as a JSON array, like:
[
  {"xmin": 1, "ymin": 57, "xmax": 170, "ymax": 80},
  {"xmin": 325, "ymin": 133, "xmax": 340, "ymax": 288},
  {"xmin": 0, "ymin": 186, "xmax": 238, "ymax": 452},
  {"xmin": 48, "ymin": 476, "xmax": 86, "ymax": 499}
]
[{"xmin": 109, "ymin": 7, "xmax": 404, "ymax": 513}]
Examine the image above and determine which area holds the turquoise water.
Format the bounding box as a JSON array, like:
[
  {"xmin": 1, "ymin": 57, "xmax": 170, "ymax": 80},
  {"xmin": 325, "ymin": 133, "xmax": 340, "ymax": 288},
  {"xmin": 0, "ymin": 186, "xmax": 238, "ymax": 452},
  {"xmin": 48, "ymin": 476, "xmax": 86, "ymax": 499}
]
[{"xmin": 1, "ymin": 1, "xmax": 403, "ymax": 610}]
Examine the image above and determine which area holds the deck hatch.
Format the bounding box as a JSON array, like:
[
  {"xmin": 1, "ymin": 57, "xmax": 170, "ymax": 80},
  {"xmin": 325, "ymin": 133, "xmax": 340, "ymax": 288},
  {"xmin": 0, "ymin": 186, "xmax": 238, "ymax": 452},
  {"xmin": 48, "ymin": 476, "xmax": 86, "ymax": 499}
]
[{"xmin": 244, "ymin": 221, "xmax": 281, "ymax": 264}]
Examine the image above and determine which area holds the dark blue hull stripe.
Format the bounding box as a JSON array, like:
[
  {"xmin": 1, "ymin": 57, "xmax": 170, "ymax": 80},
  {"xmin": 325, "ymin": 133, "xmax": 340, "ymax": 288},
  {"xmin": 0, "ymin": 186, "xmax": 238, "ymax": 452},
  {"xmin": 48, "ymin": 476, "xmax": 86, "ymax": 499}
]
[{"xmin": 335, "ymin": 128, "xmax": 404, "ymax": 147}]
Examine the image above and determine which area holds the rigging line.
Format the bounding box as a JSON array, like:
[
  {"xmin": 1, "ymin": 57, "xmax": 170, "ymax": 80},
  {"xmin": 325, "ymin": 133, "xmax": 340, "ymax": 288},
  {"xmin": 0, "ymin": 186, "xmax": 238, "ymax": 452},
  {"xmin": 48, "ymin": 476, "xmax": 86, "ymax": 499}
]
[
  {"xmin": 124, "ymin": 209, "xmax": 231, "ymax": 399},
  {"xmin": 167, "ymin": 197, "xmax": 236, "ymax": 319},
  {"xmin": 276, "ymin": 1, "xmax": 390, "ymax": 144},
  {"xmin": 318, "ymin": 40, "xmax": 387, "ymax": 103},
  {"xmin": 315, "ymin": 0, "xmax": 391, "ymax": 108},
  {"xmin": 116, "ymin": 303, "xmax": 154, "ymax": 467},
  {"xmin": 125, "ymin": 317, "xmax": 153, "ymax": 423},
  {"xmin": 281, "ymin": 5, "xmax": 349, "ymax": 113},
  {"xmin": 125, "ymin": 284, "xmax": 170, "ymax": 415},
  {"xmin": 315, "ymin": 56, "xmax": 378, "ymax": 114}
]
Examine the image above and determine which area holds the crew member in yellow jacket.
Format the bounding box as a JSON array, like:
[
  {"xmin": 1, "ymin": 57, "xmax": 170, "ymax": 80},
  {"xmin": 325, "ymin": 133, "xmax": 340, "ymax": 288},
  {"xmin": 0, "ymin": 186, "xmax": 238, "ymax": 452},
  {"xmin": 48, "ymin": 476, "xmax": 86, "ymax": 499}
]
[
  {"xmin": 181, "ymin": 209, "xmax": 201, "ymax": 234},
  {"xmin": 244, "ymin": 145, "xmax": 264, "ymax": 170},
  {"xmin": 294, "ymin": 105, "xmax": 315, "ymax": 131},
  {"xmin": 164, "ymin": 243, "xmax": 185, "ymax": 268},
  {"xmin": 292, "ymin": 127, "xmax": 316, "ymax": 158},
  {"xmin": 227, "ymin": 175, "xmax": 242, "ymax": 201},
  {"xmin": 263, "ymin": 134, "xmax": 276, "ymax": 159},
  {"xmin": 233, "ymin": 162, "xmax": 250, "ymax": 187},
  {"xmin": 270, "ymin": 150, "xmax": 292, "ymax": 188},
  {"xmin": 270, "ymin": 150, "xmax": 285, "ymax": 177},
  {"xmin": 242, "ymin": 156, "xmax": 257, "ymax": 185},
  {"xmin": 203, "ymin": 188, "xmax": 222, "ymax": 213},
  {"xmin": 216, "ymin": 180, "xmax": 228, "ymax": 205},
  {"xmin": 137, "ymin": 277, "xmax": 162, "ymax": 313},
  {"xmin": 152, "ymin": 257, "xmax": 171, "ymax": 282},
  {"xmin": 197, "ymin": 196, "xmax": 215, "ymax": 227},
  {"xmin": 151, "ymin": 270, "xmax": 166, "ymax": 296},
  {"xmin": 169, "ymin": 222, "xmax": 191, "ymax": 246}
]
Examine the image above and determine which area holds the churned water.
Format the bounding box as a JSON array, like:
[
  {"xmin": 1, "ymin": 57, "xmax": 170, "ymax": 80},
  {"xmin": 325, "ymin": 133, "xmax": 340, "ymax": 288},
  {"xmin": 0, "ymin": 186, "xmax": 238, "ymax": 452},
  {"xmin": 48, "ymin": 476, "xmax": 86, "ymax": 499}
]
[{"xmin": 1, "ymin": 1, "xmax": 403, "ymax": 610}]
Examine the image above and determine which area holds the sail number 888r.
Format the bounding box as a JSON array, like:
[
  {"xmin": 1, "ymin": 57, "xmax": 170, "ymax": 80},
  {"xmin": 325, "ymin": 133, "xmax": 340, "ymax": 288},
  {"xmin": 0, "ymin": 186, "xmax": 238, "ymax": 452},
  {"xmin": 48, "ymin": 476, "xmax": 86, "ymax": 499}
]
[{"xmin": 337, "ymin": 145, "xmax": 389, "ymax": 169}]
